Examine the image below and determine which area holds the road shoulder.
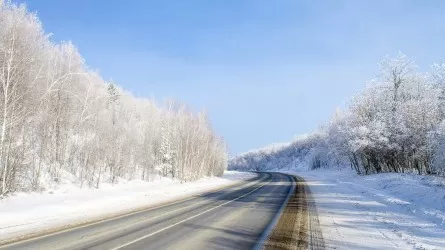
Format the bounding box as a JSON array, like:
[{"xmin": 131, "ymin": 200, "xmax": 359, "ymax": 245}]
[
  {"xmin": 288, "ymin": 170, "xmax": 445, "ymax": 249},
  {"xmin": 264, "ymin": 174, "xmax": 325, "ymax": 250}
]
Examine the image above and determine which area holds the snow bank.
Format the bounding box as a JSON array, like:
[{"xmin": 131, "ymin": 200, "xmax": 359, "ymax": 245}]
[
  {"xmin": 0, "ymin": 171, "xmax": 256, "ymax": 242},
  {"xmin": 284, "ymin": 169, "xmax": 445, "ymax": 249}
]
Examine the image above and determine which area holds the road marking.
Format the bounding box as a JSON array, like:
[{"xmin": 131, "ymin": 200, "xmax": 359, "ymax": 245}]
[
  {"xmin": 111, "ymin": 178, "xmax": 272, "ymax": 250},
  {"xmin": 0, "ymin": 195, "xmax": 201, "ymax": 249},
  {"xmin": 59, "ymin": 177, "xmax": 270, "ymax": 248},
  {"xmin": 55, "ymin": 195, "xmax": 224, "ymax": 248},
  {"xmin": 0, "ymin": 174, "xmax": 267, "ymax": 249}
]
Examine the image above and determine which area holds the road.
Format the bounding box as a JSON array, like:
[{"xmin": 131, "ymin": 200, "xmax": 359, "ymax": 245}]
[{"xmin": 0, "ymin": 172, "xmax": 322, "ymax": 250}]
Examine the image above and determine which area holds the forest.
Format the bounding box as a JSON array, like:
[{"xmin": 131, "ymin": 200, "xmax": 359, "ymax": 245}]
[
  {"xmin": 0, "ymin": 1, "xmax": 227, "ymax": 196},
  {"xmin": 230, "ymin": 54, "xmax": 445, "ymax": 176}
]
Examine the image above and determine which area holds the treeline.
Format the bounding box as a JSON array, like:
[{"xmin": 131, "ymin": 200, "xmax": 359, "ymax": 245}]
[
  {"xmin": 229, "ymin": 133, "xmax": 335, "ymax": 172},
  {"xmin": 230, "ymin": 54, "xmax": 445, "ymax": 176},
  {"xmin": 0, "ymin": 2, "xmax": 227, "ymax": 195}
]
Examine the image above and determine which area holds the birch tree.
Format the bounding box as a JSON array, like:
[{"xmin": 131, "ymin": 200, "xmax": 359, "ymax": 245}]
[{"xmin": 0, "ymin": 1, "xmax": 228, "ymax": 196}]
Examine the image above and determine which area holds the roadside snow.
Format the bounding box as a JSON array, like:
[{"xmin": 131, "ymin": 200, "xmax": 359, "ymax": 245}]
[
  {"xmin": 283, "ymin": 169, "xmax": 445, "ymax": 250},
  {"xmin": 0, "ymin": 171, "xmax": 256, "ymax": 243}
]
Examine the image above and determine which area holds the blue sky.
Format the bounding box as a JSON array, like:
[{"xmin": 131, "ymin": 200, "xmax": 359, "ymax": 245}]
[{"xmin": 18, "ymin": 0, "xmax": 445, "ymax": 155}]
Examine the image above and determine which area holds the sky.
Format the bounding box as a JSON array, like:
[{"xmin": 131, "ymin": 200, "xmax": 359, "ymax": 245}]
[{"xmin": 17, "ymin": 0, "xmax": 445, "ymax": 155}]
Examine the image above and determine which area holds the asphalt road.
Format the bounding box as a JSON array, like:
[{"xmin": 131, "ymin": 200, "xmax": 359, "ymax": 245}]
[{"xmin": 0, "ymin": 172, "xmax": 302, "ymax": 250}]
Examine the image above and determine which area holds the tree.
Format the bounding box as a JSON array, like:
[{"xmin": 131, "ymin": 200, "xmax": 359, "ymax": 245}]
[{"xmin": 0, "ymin": 1, "xmax": 228, "ymax": 196}]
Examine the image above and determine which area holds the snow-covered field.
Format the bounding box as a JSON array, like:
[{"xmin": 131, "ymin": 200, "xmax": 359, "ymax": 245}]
[
  {"xmin": 0, "ymin": 171, "xmax": 256, "ymax": 243},
  {"xmin": 284, "ymin": 169, "xmax": 445, "ymax": 250}
]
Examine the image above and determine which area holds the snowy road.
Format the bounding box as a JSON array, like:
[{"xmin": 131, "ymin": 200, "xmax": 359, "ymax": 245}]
[{"xmin": 0, "ymin": 172, "xmax": 308, "ymax": 250}]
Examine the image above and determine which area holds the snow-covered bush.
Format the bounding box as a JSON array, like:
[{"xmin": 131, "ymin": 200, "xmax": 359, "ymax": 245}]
[{"xmin": 429, "ymin": 121, "xmax": 445, "ymax": 175}]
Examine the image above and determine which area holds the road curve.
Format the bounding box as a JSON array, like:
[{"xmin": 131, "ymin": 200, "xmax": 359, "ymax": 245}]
[{"xmin": 0, "ymin": 172, "xmax": 318, "ymax": 250}]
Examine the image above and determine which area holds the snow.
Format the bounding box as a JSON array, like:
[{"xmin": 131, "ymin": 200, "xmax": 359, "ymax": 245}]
[
  {"xmin": 282, "ymin": 169, "xmax": 445, "ymax": 250},
  {"xmin": 0, "ymin": 171, "xmax": 256, "ymax": 243}
]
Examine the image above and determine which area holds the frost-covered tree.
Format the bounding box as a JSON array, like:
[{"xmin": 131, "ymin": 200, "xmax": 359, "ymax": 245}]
[
  {"xmin": 231, "ymin": 53, "xmax": 445, "ymax": 177},
  {"xmin": 0, "ymin": 1, "xmax": 227, "ymax": 196},
  {"xmin": 334, "ymin": 54, "xmax": 442, "ymax": 175}
]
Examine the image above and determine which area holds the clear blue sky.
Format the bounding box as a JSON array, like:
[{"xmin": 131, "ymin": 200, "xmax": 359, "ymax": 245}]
[{"xmin": 18, "ymin": 0, "xmax": 445, "ymax": 155}]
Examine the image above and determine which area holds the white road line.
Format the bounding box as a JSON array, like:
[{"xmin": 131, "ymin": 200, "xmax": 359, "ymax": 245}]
[
  {"xmin": 0, "ymin": 195, "xmax": 201, "ymax": 249},
  {"xmin": 111, "ymin": 179, "xmax": 272, "ymax": 250},
  {"xmin": 0, "ymin": 175, "xmax": 265, "ymax": 249}
]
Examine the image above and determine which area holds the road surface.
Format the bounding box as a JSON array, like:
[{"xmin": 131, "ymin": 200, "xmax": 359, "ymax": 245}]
[{"xmin": 0, "ymin": 172, "xmax": 323, "ymax": 250}]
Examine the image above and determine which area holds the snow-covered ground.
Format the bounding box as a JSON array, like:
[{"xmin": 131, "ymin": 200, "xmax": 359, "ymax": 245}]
[
  {"xmin": 0, "ymin": 171, "xmax": 256, "ymax": 243},
  {"xmin": 283, "ymin": 169, "xmax": 445, "ymax": 250}
]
